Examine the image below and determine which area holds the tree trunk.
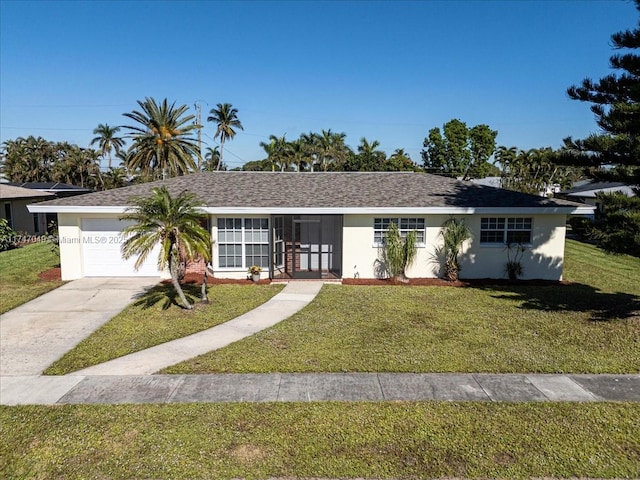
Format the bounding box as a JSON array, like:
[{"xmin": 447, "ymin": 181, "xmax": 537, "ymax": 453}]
[
  {"xmin": 217, "ymin": 141, "xmax": 224, "ymax": 171},
  {"xmin": 201, "ymin": 270, "xmax": 209, "ymax": 304},
  {"xmin": 169, "ymin": 255, "xmax": 192, "ymax": 309}
]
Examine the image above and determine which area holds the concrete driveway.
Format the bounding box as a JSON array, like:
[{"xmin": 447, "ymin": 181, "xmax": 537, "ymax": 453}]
[{"xmin": 0, "ymin": 277, "xmax": 158, "ymax": 375}]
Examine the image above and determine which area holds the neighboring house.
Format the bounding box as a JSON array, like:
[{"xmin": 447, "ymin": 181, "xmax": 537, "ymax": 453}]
[
  {"xmin": 3, "ymin": 181, "xmax": 93, "ymax": 228},
  {"xmin": 0, "ymin": 184, "xmax": 54, "ymax": 235},
  {"xmin": 558, "ymin": 180, "xmax": 637, "ymax": 206},
  {"xmin": 5, "ymin": 182, "xmax": 94, "ymax": 198},
  {"xmin": 29, "ymin": 172, "xmax": 594, "ymax": 281}
]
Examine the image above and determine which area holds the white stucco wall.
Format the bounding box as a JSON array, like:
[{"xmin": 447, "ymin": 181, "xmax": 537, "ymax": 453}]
[
  {"xmin": 56, "ymin": 212, "xmax": 568, "ymax": 282},
  {"xmin": 343, "ymin": 214, "xmax": 445, "ymax": 280},
  {"xmin": 57, "ymin": 213, "xmax": 83, "ymax": 280},
  {"xmin": 343, "ymin": 214, "xmax": 567, "ymax": 281},
  {"xmin": 459, "ymin": 215, "xmax": 566, "ymax": 281}
]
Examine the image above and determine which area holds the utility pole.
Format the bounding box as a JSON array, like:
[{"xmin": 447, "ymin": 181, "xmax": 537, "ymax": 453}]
[{"xmin": 194, "ymin": 102, "xmax": 202, "ymax": 171}]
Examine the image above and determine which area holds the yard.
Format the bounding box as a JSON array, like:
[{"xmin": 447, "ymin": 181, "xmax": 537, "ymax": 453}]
[
  {"xmin": 42, "ymin": 239, "xmax": 640, "ymax": 375},
  {"xmin": 0, "ymin": 241, "xmax": 62, "ymax": 314},
  {"xmin": 1, "ymin": 239, "xmax": 639, "ymax": 479}
]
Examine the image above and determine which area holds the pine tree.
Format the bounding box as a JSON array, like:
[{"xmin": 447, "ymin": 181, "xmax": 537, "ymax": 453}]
[{"xmin": 562, "ymin": 0, "xmax": 640, "ymax": 183}]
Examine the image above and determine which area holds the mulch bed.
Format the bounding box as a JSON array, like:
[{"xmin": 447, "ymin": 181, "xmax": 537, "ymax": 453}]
[
  {"xmin": 37, "ymin": 267, "xmax": 62, "ymax": 282},
  {"xmin": 37, "ymin": 267, "xmax": 568, "ymax": 287},
  {"xmin": 342, "ymin": 277, "xmax": 570, "ymax": 287}
]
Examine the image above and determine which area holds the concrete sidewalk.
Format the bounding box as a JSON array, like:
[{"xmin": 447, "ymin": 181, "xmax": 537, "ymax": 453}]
[
  {"xmin": 0, "ymin": 277, "xmax": 157, "ymax": 376},
  {"xmin": 2, "ymin": 373, "xmax": 639, "ymax": 405}
]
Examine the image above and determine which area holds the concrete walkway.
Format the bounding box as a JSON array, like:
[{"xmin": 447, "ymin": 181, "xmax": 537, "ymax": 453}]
[{"xmin": 71, "ymin": 281, "xmax": 324, "ymax": 375}]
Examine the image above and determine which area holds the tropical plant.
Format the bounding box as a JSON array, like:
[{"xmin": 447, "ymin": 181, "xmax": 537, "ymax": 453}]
[
  {"xmin": 505, "ymin": 243, "xmax": 526, "ymax": 280},
  {"xmin": 120, "ymin": 186, "xmax": 211, "ymax": 309},
  {"xmin": 202, "ymin": 146, "xmax": 221, "ymax": 172},
  {"xmin": 123, "ymin": 97, "xmax": 200, "ymax": 180},
  {"xmin": 438, "ymin": 218, "xmax": 472, "ymax": 281},
  {"xmin": 90, "ymin": 124, "xmax": 125, "ymax": 169},
  {"xmin": 288, "ymin": 139, "xmax": 308, "ymax": 172},
  {"xmin": 381, "ymin": 222, "xmax": 418, "ymax": 282},
  {"xmin": 259, "ymin": 134, "xmax": 290, "ymax": 171},
  {"xmin": 207, "ymin": 103, "xmax": 243, "ymax": 171},
  {"xmin": 102, "ymin": 167, "xmax": 128, "ymax": 190},
  {"xmin": 343, "ymin": 137, "xmax": 386, "ymax": 171}
]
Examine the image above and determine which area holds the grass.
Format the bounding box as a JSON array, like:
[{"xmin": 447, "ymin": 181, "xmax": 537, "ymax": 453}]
[
  {"xmin": 1, "ymin": 402, "xmax": 638, "ymax": 479},
  {"xmin": 0, "ymin": 242, "xmax": 62, "ymax": 314},
  {"xmin": 44, "ymin": 283, "xmax": 284, "ymax": 375},
  {"xmin": 165, "ymin": 240, "xmax": 640, "ymax": 374},
  {"xmin": 4, "ymin": 240, "xmax": 640, "ymax": 479}
]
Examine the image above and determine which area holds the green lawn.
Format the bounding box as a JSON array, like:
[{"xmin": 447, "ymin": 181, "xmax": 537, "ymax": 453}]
[
  {"xmin": 0, "ymin": 242, "xmax": 62, "ymax": 314},
  {"xmin": 1, "ymin": 402, "xmax": 638, "ymax": 479},
  {"xmin": 44, "ymin": 283, "xmax": 284, "ymax": 375},
  {"xmin": 4, "ymin": 240, "xmax": 640, "ymax": 479},
  {"xmin": 165, "ymin": 240, "xmax": 640, "ymax": 374}
]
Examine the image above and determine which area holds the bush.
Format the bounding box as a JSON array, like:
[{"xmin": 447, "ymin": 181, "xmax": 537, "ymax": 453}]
[
  {"xmin": 592, "ymin": 192, "xmax": 640, "ymax": 257},
  {"xmin": 568, "ymin": 215, "xmax": 593, "ymax": 237},
  {"xmin": 0, "ymin": 218, "xmax": 17, "ymax": 251}
]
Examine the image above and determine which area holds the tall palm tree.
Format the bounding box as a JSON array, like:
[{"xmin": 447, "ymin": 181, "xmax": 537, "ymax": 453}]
[
  {"xmin": 90, "ymin": 124, "xmax": 125, "ymax": 169},
  {"xmin": 356, "ymin": 137, "xmax": 386, "ymax": 171},
  {"xmin": 259, "ymin": 134, "xmax": 289, "ymax": 171},
  {"xmin": 120, "ymin": 186, "xmax": 211, "ymax": 309},
  {"xmin": 202, "ymin": 146, "xmax": 221, "ymax": 172},
  {"xmin": 300, "ymin": 132, "xmax": 320, "ymax": 172},
  {"xmin": 123, "ymin": 97, "xmax": 200, "ymax": 180},
  {"xmin": 289, "ymin": 138, "xmax": 308, "ymax": 172},
  {"xmin": 207, "ymin": 103, "xmax": 243, "ymax": 171}
]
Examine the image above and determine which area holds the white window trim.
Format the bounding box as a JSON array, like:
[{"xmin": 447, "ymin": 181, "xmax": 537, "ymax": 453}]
[
  {"xmin": 479, "ymin": 217, "xmax": 533, "ymax": 247},
  {"xmin": 217, "ymin": 217, "xmax": 270, "ymax": 270},
  {"xmin": 372, "ymin": 217, "xmax": 426, "ymax": 248}
]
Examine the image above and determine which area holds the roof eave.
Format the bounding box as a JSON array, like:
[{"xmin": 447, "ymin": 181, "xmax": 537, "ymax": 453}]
[{"xmin": 28, "ymin": 205, "xmax": 593, "ymax": 215}]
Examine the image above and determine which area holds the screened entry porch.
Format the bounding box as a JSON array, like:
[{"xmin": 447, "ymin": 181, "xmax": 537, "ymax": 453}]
[{"xmin": 271, "ymin": 215, "xmax": 343, "ymax": 280}]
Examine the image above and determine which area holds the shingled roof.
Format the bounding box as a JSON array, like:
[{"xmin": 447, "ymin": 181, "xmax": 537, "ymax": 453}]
[
  {"xmin": 0, "ymin": 184, "xmax": 55, "ymax": 200},
  {"xmin": 29, "ymin": 171, "xmax": 590, "ymax": 214}
]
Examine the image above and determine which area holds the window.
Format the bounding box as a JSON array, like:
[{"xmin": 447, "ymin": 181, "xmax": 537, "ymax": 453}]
[
  {"xmin": 374, "ymin": 218, "xmax": 425, "ymax": 245},
  {"xmin": 480, "ymin": 217, "xmax": 532, "ymax": 244},
  {"xmin": 4, "ymin": 203, "xmax": 12, "ymax": 229},
  {"xmin": 217, "ymin": 218, "xmax": 269, "ymax": 269}
]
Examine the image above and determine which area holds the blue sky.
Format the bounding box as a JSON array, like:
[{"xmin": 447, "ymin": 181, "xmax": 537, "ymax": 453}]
[{"xmin": 0, "ymin": 0, "xmax": 634, "ymax": 170}]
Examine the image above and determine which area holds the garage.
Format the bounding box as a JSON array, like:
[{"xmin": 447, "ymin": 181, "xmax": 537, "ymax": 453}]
[{"xmin": 81, "ymin": 218, "xmax": 161, "ymax": 277}]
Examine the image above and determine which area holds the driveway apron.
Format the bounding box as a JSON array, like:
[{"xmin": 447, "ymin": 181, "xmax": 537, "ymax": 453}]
[{"xmin": 0, "ymin": 278, "xmax": 157, "ymax": 375}]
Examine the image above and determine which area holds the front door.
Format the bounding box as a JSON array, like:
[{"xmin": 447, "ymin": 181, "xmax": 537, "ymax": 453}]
[{"xmin": 292, "ymin": 217, "xmax": 322, "ymax": 278}]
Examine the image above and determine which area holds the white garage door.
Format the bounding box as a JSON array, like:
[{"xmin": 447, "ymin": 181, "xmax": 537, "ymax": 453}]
[{"xmin": 81, "ymin": 218, "xmax": 161, "ymax": 277}]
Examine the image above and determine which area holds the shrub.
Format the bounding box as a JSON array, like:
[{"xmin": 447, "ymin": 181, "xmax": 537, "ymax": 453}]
[{"xmin": 0, "ymin": 218, "xmax": 17, "ymax": 251}]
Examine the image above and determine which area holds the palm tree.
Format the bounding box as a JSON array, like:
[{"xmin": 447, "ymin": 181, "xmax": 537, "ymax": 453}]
[
  {"xmin": 289, "ymin": 138, "xmax": 308, "ymax": 172},
  {"xmin": 438, "ymin": 218, "xmax": 473, "ymax": 282},
  {"xmin": 354, "ymin": 137, "xmax": 386, "ymax": 171},
  {"xmin": 259, "ymin": 134, "xmax": 289, "ymax": 171},
  {"xmin": 383, "ymin": 222, "xmax": 418, "ymax": 283},
  {"xmin": 202, "ymin": 146, "xmax": 221, "ymax": 172},
  {"xmin": 207, "ymin": 103, "xmax": 243, "ymax": 171},
  {"xmin": 123, "ymin": 97, "xmax": 200, "ymax": 180},
  {"xmin": 120, "ymin": 186, "xmax": 211, "ymax": 309},
  {"xmin": 90, "ymin": 124, "xmax": 125, "ymax": 169},
  {"xmin": 300, "ymin": 132, "xmax": 320, "ymax": 172}
]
